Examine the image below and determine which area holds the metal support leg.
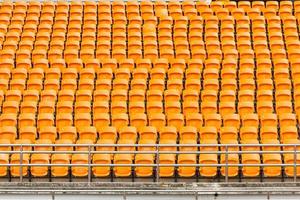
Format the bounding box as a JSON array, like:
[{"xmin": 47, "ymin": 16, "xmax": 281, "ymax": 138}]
[
  {"xmin": 225, "ymin": 146, "xmax": 228, "ymax": 183},
  {"xmin": 156, "ymin": 145, "xmax": 159, "ymax": 183},
  {"xmin": 88, "ymin": 145, "xmax": 92, "ymax": 185},
  {"xmin": 294, "ymin": 145, "xmax": 297, "ymax": 183},
  {"xmin": 19, "ymin": 145, "xmax": 23, "ymax": 183}
]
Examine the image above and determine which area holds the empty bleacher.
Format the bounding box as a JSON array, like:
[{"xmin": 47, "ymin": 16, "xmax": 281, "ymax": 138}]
[{"xmin": 0, "ymin": 0, "xmax": 299, "ymax": 181}]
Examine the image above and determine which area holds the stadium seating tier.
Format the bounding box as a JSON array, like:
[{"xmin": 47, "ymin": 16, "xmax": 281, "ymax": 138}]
[{"xmin": 0, "ymin": 0, "xmax": 299, "ymax": 179}]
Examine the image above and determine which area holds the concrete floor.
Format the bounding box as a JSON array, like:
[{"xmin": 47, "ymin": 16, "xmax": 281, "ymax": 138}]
[{"xmin": 2, "ymin": 194, "xmax": 300, "ymax": 200}]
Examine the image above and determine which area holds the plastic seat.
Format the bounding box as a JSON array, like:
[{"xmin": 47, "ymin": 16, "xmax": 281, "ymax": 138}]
[
  {"xmin": 199, "ymin": 126, "xmax": 217, "ymax": 141},
  {"xmin": 203, "ymin": 79, "xmax": 219, "ymax": 91},
  {"xmin": 31, "ymin": 154, "xmax": 49, "ymax": 177},
  {"xmin": 93, "ymin": 101, "xmax": 109, "ymax": 114},
  {"xmin": 182, "ymin": 89, "xmax": 199, "ymax": 102},
  {"xmin": 10, "ymin": 79, "xmax": 26, "ymax": 91},
  {"xmin": 12, "ymin": 68, "xmax": 27, "ymax": 80},
  {"xmin": 55, "ymin": 113, "xmax": 73, "ymax": 131},
  {"xmin": 220, "ymin": 127, "xmax": 238, "ymax": 142},
  {"xmin": 159, "ymin": 138, "xmax": 176, "ymax": 175},
  {"xmin": 5, "ymin": 90, "xmax": 22, "ymax": 102},
  {"xmin": 38, "ymin": 126, "xmax": 56, "ymax": 143},
  {"xmin": 260, "ymin": 113, "xmax": 278, "ymax": 128},
  {"xmin": 199, "ymin": 139, "xmax": 218, "ymax": 177},
  {"xmin": 219, "ymin": 102, "xmax": 236, "ymax": 116},
  {"xmin": 220, "ymin": 90, "xmax": 236, "ymax": 102},
  {"xmin": 0, "ymin": 126, "xmax": 16, "ymax": 143},
  {"xmin": 0, "ymin": 139, "xmax": 10, "ymax": 176},
  {"xmin": 167, "ymin": 114, "xmax": 184, "ymax": 132},
  {"xmin": 263, "ymin": 154, "xmax": 282, "ymax": 177},
  {"xmin": 27, "ymin": 79, "xmax": 43, "ymax": 91},
  {"xmin": 279, "ymin": 113, "xmax": 296, "ymax": 127},
  {"xmin": 276, "ymin": 78, "xmax": 291, "ymax": 91},
  {"xmin": 110, "ymin": 101, "xmax": 127, "ymax": 114},
  {"xmin": 78, "ymin": 126, "xmax": 98, "ymax": 142},
  {"xmin": 276, "ymin": 101, "xmax": 293, "ymax": 115},
  {"xmin": 57, "ymin": 90, "xmax": 74, "ymax": 102},
  {"xmin": 129, "ymin": 112, "xmax": 146, "ymax": 131},
  {"xmin": 18, "ymin": 113, "xmax": 36, "ymax": 129},
  {"xmin": 260, "ymin": 126, "xmax": 278, "ymax": 141},
  {"xmin": 135, "ymin": 154, "xmax": 154, "ymax": 177},
  {"xmin": 71, "ymin": 154, "xmax": 88, "ymax": 177},
  {"xmin": 147, "ymin": 101, "xmax": 163, "ymax": 114},
  {"xmin": 92, "ymin": 113, "xmax": 110, "ymax": 132},
  {"xmin": 184, "ymin": 113, "xmax": 202, "ymax": 132},
  {"xmin": 242, "ymin": 153, "xmax": 261, "ymax": 177},
  {"xmin": 0, "ymin": 68, "xmax": 11, "ymax": 81},
  {"xmin": 51, "ymin": 154, "xmax": 70, "ymax": 177},
  {"xmin": 222, "ymin": 114, "xmax": 240, "ymax": 129},
  {"xmin": 201, "ymin": 102, "xmax": 217, "ymax": 116},
  {"xmin": 165, "ymin": 100, "xmax": 181, "ymax": 115},
  {"xmin": 148, "ymin": 113, "xmax": 166, "ymax": 132},
  {"xmin": 92, "ymin": 129, "xmax": 116, "ymax": 148},
  {"xmin": 240, "ymin": 126, "xmax": 258, "ymax": 142},
  {"xmin": 179, "ymin": 126, "xmax": 198, "ymax": 143},
  {"xmin": 182, "ymin": 100, "xmax": 199, "ymax": 115},
  {"xmin": 75, "ymin": 113, "xmax": 91, "ymax": 129},
  {"xmin": 118, "ymin": 126, "xmax": 137, "ymax": 142},
  {"xmin": 256, "ymin": 90, "xmax": 273, "ymax": 102},
  {"xmin": 241, "ymin": 114, "xmax": 259, "ymax": 128},
  {"xmin": 112, "ymin": 114, "xmax": 129, "ymax": 132},
  {"xmin": 11, "ymin": 154, "xmax": 30, "ymax": 177},
  {"xmin": 92, "ymin": 154, "xmax": 111, "ymax": 177},
  {"xmin": 114, "ymin": 154, "xmax": 132, "ymax": 177},
  {"xmin": 280, "ymin": 126, "xmax": 298, "ymax": 143},
  {"xmin": 147, "ymin": 90, "xmax": 163, "ymax": 102},
  {"xmin": 201, "ymin": 90, "xmax": 218, "ymax": 102},
  {"xmin": 76, "ymin": 90, "xmax": 92, "ymax": 102},
  {"xmin": 139, "ymin": 126, "xmax": 157, "ymax": 143},
  {"xmin": 129, "ymin": 89, "xmax": 145, "ymax": 102},
  {"xmin": 238, "ymin": 102, "xmax": 254, "ymax": 116},
  {"xmin": 74, "ymin": 101, "xmax": 91, "ymax": 114},
  {"xmin": 2, "ymin": 101, "xmax": 19, "ymax": 114},
  {"xmin": 0, "ymin": 113, "xmax": 17, "ymax": 127},
  {"xmin": 220, "ymin": 150, "xmax": 239, "ymax": 177}
]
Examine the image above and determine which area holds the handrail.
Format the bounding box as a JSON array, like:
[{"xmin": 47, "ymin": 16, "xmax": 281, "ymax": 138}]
[
  {"xmin": 0, "ymin": 142, "xmax": 299, "ymax": 183},
  {"xmin": 0, "ymin": 143, "xmax": 298, "ymax": 147}
]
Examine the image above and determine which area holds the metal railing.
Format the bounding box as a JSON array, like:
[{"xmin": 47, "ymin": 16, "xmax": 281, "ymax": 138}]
[{"xmin": 0, "ymin": 143, "xmax": 300, "ymax": 183}]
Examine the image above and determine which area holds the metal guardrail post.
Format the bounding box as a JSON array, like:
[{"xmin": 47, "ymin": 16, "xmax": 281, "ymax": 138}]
[
  {"xmin": 88, "ymin": 145, "xmax": 91, "ymax": 184},
  {"xmin": 20, "ymin": 145, "xmax": 23, "ymax": 182},
  {"xmin": 294, "ymin": 145, "xmax": 297, "ymax": 183},
  {"xmin": 156, "ymin": 144, "xmax": 159, "ymax": 183},
  {"xmin": 225, "ymin": 145, "xmax": 228, "ymax": 183}
]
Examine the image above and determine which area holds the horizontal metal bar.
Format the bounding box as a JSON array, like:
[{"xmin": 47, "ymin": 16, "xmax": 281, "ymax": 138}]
[
  {"xmin": 0, "ymin": 189, "xmax": 298, "ymax": 194},
  {"xmin": 1, "ymin": 163, "xmax": 300, "ymax": 167},
  {"xmin": 1, "ymin": 143, "xmax": 298, "ymax": 147},
  {"xmin": 0, "ymin": 150, "xmax": 298, "ymax": 154}
]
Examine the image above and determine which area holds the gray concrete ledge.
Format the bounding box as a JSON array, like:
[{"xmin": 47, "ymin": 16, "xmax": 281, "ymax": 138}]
[{"xmin": 0, "ymin": 182, "xmax": 300, "ymax": 195}]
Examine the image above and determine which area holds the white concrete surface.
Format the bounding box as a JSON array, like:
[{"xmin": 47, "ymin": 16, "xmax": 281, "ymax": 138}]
[{"xmin": 2, "ymin": 194, "xmax": 300, "ymax": 200}]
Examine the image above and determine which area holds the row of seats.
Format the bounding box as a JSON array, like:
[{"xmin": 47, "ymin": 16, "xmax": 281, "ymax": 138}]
[
  {"xmin": 0, "ymin": 46, "xmax": 299, "ymax": 63},
  {"xmin": 0, "ymin": 78, "xmax": 299, "ymax": 95},
  {"xmin": 0, "ymin": 123, "xmax": 298, "ymax": 143},
  {"xmin": 0, "ymin": 1, "xmax": 299, "ymax": 17},
  {"xmin": 0, "ymin": 0, "xmax": 297, "ymax": 10},
  {"xmin": 2, "ymin": 111, "xmax": 298, "ymax": 133},
  {"xmin": 0, "ymin": 99, "xmax": 298, "ymax": 121},
  {"xmin": 0, "ymin": 152, "xmax": 298, "ymax": 178},
  {"xmin": 0, "ymin": 57, "xmax": 298, "ymax": 72},
  {"xmin": 0, "ymin": 88, "xmax": 299, "ymax": 103}
]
